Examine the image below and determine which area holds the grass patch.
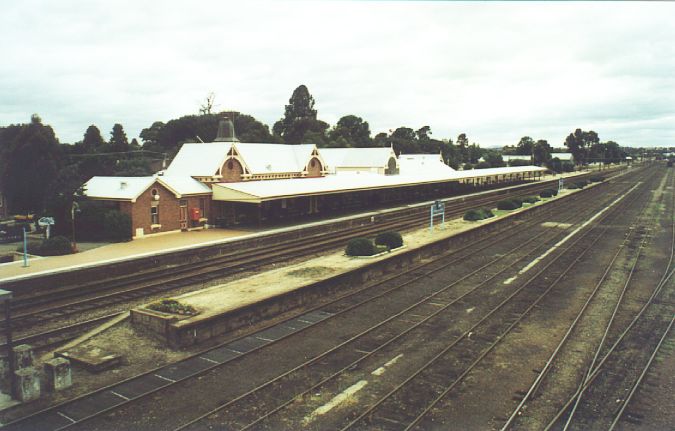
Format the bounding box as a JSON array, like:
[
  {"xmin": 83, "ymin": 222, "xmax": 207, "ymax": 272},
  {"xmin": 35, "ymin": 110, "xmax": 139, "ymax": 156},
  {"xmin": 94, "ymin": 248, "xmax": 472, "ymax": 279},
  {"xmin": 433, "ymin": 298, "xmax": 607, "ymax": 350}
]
[{"xmin": 287, "ymin": 266, "xmax": 336, "ymax": 278}]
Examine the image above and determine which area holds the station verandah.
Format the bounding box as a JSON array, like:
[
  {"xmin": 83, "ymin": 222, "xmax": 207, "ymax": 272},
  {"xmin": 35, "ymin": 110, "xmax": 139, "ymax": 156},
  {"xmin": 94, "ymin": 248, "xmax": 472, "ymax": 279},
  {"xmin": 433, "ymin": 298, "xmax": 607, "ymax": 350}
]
[{"xmin": 211, "ymin": 171, "xmax": 544, "ymax": 227}]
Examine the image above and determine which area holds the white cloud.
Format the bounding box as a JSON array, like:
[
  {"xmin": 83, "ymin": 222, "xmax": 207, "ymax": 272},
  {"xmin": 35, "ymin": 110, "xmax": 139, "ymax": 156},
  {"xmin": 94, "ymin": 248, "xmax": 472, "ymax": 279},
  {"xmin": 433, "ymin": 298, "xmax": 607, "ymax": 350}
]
[{"xmin": 1, "ymin": 1, "xmax": 674, "ymax": 147}]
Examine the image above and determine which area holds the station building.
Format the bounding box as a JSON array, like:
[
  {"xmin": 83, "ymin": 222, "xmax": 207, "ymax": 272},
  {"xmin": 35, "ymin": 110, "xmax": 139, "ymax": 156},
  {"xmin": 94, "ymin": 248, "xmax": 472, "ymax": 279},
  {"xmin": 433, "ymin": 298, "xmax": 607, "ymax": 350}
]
[{"xmin": 83, "ymin": 119, "xmax": 548, "ymax": 238}]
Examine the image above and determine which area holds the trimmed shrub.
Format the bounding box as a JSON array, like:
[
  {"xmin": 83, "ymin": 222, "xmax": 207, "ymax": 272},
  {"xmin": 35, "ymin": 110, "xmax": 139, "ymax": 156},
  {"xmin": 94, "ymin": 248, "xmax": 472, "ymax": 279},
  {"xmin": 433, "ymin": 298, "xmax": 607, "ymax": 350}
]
[
  {"xmin": 480, "ymin": 208, "xmax": 495, "ymax": 218},
  {"xmin": 589, "ymin": 176, "xmax": 605, "ymax": 182},
  {"xmin": 37, "ymin": 236, "xmax": 73, "ymax": 256},
  {"xmin": 540, "ymin": 188, "xmax": 559, "ymax": 198},
  {"xmin": 497, "ymin": 199, "xmax": 522, "ymax": 210},
  {"xmin": 562, "ymin": 162, "xmax": 575, "ymax": 172},
  {"xmin": 375, "ymin": 231, "xmax": 403, "ymax": 250},
  {"xmin": 346, "ymin": 238, "xmax": 377, "ymax": 256},
  {"xmin": 566, "ymin": 183, "xmax": 580, "ymax": 190},
  {"xmin": 103, "ymin": 210, "xmax": 132, "ymax": 242},
  {"xmin": 147, "ymin": 299, "xmax": 197, "ymax": 315},
  {"xmin": 522, "ymin": 195, "xmax": 540, "ymax": 204},
  {"xmin": 463, "ymin": 209, "xmax": 484, "ymax": 221},
  {"xmin": 464, "ymin": 208, "xmax": 496, "ymax": 221}
]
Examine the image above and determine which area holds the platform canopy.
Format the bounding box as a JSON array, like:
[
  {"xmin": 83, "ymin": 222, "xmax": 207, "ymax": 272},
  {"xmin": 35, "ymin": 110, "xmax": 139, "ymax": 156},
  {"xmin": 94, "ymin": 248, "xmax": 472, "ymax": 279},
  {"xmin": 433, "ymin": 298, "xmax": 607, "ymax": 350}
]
[{"xmin": 212, "ymin": 165, "xmax": 547, "ymax": 203}]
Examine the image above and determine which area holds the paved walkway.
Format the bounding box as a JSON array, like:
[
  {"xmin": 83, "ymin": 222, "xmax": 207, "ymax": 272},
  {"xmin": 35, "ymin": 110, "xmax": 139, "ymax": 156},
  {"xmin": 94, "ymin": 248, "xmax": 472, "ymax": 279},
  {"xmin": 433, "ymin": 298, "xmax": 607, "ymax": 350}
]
[{"xmin": 0, "ymin": 228, "xmax": 254, "ymax": 282}]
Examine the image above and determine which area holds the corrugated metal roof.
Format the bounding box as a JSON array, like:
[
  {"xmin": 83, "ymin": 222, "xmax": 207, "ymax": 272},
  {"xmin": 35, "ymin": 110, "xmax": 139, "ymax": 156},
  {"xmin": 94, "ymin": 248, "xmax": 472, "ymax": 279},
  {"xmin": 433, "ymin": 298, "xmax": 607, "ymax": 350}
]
[
  {"xmin": 321, "ymin": 148, "xmax": 395, "ymax": 171},
  {"xmin": 234, "ymin": 143, "xmax": 317, "ymax": 174},
  {"xmin": 164, "ymin": 143, "xmax": 231, "ymax": 177},
  {"xmin": 399, "ymin": 154, "xmax": 453, "ymax": 175},
  {"xmin": 83, "ymin": 176, "xmax": 156, "ymax": 201},
  {"xmin": 83, "ymin": 175, "xmax": 211, "ymax": 201},
  {"xmin": 159, "ymin": 176, "xmax": 211, "ymax": 195},
  {"xmin": 212, "ymin": 166, "xmax": 547, "ymax": 203}
]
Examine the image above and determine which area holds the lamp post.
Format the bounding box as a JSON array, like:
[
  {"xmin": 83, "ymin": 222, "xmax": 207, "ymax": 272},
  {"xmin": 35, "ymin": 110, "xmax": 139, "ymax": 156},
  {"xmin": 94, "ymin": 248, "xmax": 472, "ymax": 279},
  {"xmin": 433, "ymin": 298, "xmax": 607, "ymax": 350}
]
[
  {"xmin": 0, "ymin": 289, "xmax": 14, "ymax": 398},
  {"xmin": 71, "ymin": 202, "xmax": 79, "ymax": 253}
]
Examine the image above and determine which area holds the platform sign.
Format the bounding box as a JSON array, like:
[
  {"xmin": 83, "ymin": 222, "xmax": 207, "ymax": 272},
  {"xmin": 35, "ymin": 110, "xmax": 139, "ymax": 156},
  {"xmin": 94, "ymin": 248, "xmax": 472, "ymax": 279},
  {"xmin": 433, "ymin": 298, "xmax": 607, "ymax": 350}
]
[
  {"xmin": 38, "ymin": 217, "xmax": 55, "ymax": 239},
  {"xmin": 430, "ymin": 200, "xmax": 445, "ymax": 232},
  {"xmin": 558, "ymin": 178, "xmax": 564, "ymax": 193}
]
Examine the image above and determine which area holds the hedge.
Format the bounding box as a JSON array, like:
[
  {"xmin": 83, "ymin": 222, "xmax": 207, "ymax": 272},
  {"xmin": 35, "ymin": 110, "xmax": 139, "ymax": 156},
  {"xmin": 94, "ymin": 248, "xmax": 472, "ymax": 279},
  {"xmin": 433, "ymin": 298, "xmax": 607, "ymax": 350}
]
[
  {"xmin": 497, "ymin": 199, "xmax": 523, "ymax": 211},
  {"xmin": 18, "ymin": 236, "xmax": 73, "ymax": 256},
  {"xmin": 375, "ymin": 231, "xmax": 403, "ymax": 250},
  {"xmin": 540, "ymin": 188, "xmax": 559, "ymax": 198},
  {"xmin": 522, "ymin": 195, "xmax": 540, "ymax": 204},
  {"xmin": 464, "ymin": 208, "xmax": 495, "ymax": 221},
  {"xmin": 589, "ymin": 176, "xmax": 605, "ymax": 182},
  {"xmin": 346, "ymin": 238, "xmax": 377, "ymax": 256}
]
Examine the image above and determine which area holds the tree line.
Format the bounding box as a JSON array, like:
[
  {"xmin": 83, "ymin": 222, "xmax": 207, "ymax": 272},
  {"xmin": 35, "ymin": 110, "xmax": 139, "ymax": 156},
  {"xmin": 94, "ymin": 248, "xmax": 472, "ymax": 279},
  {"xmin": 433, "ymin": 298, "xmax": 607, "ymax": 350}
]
[{"xmin": 0, "ymin": 84, "xmax": 632, "ymax": 236}]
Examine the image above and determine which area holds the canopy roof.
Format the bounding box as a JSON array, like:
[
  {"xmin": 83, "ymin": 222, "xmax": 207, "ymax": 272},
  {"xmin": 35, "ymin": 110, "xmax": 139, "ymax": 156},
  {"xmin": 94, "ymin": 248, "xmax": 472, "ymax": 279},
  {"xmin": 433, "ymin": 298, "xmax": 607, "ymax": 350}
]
[
  {"xmin": 212, "ymin": 165, "xmax": 546, "ymax": 203},
  {"xmin": 83, "ymin": 175, "xmax": 210, "ymax": 201}
]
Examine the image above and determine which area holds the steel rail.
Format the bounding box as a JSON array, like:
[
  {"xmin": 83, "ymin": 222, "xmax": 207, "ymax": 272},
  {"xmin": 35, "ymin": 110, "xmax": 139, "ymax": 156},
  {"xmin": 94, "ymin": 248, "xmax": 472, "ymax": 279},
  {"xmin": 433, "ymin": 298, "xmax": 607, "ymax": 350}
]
[
  {"xmin": 500, "ymin": 171, "xmax": 663, "ymax": 430},
  {"xmin": 338, "ymin": 175, "xmax": 648, "ymax": 431},
  {"xmin": 541, "ymin": 172, "xmax": 675, "ymax": 430},
  {"xmin": 0, "ymin": 170, "xmax": 635, "ymax": 431}
]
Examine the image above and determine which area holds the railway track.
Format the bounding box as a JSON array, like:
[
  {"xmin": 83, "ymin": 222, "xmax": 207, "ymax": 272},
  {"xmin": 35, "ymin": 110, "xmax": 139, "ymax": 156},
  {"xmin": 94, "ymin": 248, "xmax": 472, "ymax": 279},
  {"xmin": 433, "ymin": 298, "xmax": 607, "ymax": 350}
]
[
  {"xmin": 1, "ymin": 171, "xmax": 614, "ymax": 346},
  {"xmin": 0, "ymin": 167, "xmax": 646, "ymax": 430},
  {"xmin": 501, "ymin": 168, "xmax": 673, "ymax": 430},
  {"xmin": 540, "ymin": 177, "xmax": 675, "ymax": 430}
]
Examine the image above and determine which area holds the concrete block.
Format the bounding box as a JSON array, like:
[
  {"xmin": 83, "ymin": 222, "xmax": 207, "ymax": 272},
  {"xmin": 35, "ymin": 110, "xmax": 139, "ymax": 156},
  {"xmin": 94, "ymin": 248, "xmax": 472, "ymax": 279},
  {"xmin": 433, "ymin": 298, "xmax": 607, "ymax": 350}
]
[
  {"xmin": 44, "ymin": 357, "xmax": 72, "ymax": 391},
  {"xmin": 13, "ymin": 367, "xmax": 41, "ymax": 402},
  {"xmin": 12, "ymin": 344, "xmax": 34, "ymax": 370}
]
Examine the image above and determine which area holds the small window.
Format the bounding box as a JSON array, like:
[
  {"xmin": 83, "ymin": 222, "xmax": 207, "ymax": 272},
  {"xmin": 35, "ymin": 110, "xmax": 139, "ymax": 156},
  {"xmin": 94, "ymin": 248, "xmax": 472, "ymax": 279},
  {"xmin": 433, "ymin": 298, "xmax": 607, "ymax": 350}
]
[
  {"xmin": 151, "ymin": 206, "xmax": 159, "ymax": 224},
  {"xmin": 179, "ymin": 199, "xmax": 187, "ymax": 207},
  {"xmin": 151, "ymin": 188, "xmax": 158, "ymax": 197},
  {"xmin": 310, "ymin": 159, "xmax": 316, "ymax": 168}
]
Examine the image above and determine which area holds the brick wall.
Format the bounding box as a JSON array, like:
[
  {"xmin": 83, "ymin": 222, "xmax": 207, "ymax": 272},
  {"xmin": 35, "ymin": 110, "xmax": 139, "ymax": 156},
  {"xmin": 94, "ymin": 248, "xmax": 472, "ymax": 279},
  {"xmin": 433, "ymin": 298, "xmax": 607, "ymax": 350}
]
[
  {"xmin": 307, "ymin": 157, "xmax": 322, "ymax": 177},
  {"xmin": 118, "ymin": 181, "xmax": 211, "ymax": 237},
  {"xmin": 221, "ymin": 158, "xmax": 243, "ymax": 182}
]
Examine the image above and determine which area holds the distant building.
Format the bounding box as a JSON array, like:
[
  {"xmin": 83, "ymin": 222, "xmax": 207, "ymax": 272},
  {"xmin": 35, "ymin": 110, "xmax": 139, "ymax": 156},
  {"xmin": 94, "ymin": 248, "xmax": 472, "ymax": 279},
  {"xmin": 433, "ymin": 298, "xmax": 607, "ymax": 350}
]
[
  {"xmin": 82, "ymin": 118, "xmax": 547, "ymax": 238},
  {"xmin": 320, "ymin": 147, "xmax": 398, "ymax": 175}
]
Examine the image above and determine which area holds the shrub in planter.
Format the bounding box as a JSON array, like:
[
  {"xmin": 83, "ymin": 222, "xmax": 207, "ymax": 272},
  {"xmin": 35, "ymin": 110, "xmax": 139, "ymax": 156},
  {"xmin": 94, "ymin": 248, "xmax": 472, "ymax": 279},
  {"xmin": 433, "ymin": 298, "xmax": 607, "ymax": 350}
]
[
  {"xmin": 346, "ymin": 238, "xmax": 377, "ymax": 256},
  {"xmin": 480, "ymin": 208, "xmax": 495, "ymax": 218},
  {"xmin": 37, "ymin": 236, "xmax": 73, "ymax": 256},
  {"xmin": 375, "ymin": 231, "xmax": 403, "ymax": 250},
  {"xmin": 539, "ymin": 189, "xmax": 554, "ymax": 198},
  {"xmin": 566, "ymin": 183, "xmax": 580, "ymax": 190},
  {"xmin": 497, "ymin": 199, "xmax": 522, "ymax": 210},
  {"xmin": 463, "ymin": 209, "xmax": 483, "ymax": 221},
  {"xmin": 147, "ymin": 299, "xmax": 197, "ymax": 315},
  {"xmin": 522, "ymin": 195, "xmax": 540, "ymax": 204},
  {"xmin": 589, "ymin": 176, "xmax": 605, "ymax": 182}
]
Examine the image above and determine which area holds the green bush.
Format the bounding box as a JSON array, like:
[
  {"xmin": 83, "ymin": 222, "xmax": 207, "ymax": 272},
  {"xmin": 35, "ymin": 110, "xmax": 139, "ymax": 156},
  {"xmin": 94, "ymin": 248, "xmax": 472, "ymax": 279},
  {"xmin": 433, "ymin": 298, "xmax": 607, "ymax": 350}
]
[
  {"xmin": 346, "ymin": 238, "xmax": 377, "ymax": 256},
  {"xmin": 147, "ymin": 299, "xmax": 197, "ymax": 315},
  {"xmin": 576, "ymin": 180, "xmax": 589, "ymax": 188},
  {"xmin": 562, "ymin": 162, "xmax": 575, "ymax": 172},
  {"xmin": 589, "ymin": 176, "xmax": 605, "ymax": 182},
  {"xmin": 480, "ymin": 208, "xmax": 495, "ymax": 218},
  {"xmin": 464, "ymin": 209, "xmax": 483, "ymax": 221},
  {"xmin": 38, "ymin": 236, "xmax": 73, "ymax": 256},
  {"xmin": 522, "ymin": 195, "xmax": 540, "ymax": 204},
  {"xmin": 375, "ymin": 231, "xmax": 403, "ymax": 250},
  {"xmin": 17, "ymin": 237, "xmax": 73, "ymax": 256},
  {"xmin": 539, "ymin": 188, "xmax": 559, "ymax": 198},
  {"xmin": 497, "ymin": 199, "xmax": 522, "ymax": 210},
  {"xmin": 103, "ymin": 211, "xmax": 132, "ymax": 242},
  {"xmin": 566, "ymin": 183, "xmax": 580, "ymax": 190}
]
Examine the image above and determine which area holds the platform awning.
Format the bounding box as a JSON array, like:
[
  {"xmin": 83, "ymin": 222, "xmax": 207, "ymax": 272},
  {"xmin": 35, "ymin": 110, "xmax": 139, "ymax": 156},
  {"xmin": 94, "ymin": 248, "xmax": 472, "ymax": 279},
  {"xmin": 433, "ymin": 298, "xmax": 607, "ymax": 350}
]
[{"xmin": 212, "ymin": 166, "xmax": 547, "ymax": 203}]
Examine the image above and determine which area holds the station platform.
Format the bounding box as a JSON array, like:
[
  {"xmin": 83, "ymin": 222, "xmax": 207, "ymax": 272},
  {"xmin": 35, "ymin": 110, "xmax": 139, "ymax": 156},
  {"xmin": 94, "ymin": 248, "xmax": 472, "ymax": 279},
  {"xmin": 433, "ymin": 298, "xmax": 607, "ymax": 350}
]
[
  {"xmin": 0, "ymin": 168, "xmax": 611, "ymax": 283},
  {"xmin": 0, "ymin": 228, "xmax": 253, "ymax": 281}
]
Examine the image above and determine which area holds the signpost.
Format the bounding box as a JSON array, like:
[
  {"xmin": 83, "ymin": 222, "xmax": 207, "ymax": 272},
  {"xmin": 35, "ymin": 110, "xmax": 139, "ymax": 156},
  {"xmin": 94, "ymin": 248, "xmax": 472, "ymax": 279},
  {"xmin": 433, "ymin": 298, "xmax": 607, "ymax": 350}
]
[
  {"xmin": 22, "ymin": 227, "xmax": 28, "ymax": 268},
  {"xmin": 430, "ymin": 200, "xmax": 445, "ymax": 232},
  {"xmin": 38, "ymin": 217, "xmax": 55, "ymax": 239},
  {"xmin": 558, "ymin": 177, "xmax": 564, "ymax": 194}
]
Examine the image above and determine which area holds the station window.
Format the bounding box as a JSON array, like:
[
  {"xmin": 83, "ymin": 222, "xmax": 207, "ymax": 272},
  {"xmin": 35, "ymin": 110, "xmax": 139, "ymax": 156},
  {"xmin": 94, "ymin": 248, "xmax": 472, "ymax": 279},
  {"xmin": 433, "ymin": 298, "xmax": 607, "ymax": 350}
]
[
  {"xmin": 151, "ymin": 206, "xmax": 159, "ymax": 224},
  {"xmin": 179, "ymin": 199, "xmax": 187, "ymax": 207}
]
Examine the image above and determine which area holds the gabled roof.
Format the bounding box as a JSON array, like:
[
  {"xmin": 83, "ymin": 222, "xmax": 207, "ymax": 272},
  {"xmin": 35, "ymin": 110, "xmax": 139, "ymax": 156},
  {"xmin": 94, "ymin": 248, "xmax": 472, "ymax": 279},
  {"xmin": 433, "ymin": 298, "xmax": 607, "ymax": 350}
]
[
  {"xmin": 398, "ymin": 153, "xmax": 455, "ymax": 175},
  {"xmin": 320, "ymin": 147, "xmax": 396, "ymax": 170},
  {"xmin": 159, "ymin": 176, "xmax": 211, "ymax": 196},
  {"xmin": 83, "ymin": 175, "xmax": 211, "ymax": 201},
  {"xmin": 234, "ymin": 143, "xmax": 318, "ymax": 174},
  {"xmin": 164, "ymin": 143, "xmax": 231, "ymax": 177},
  {"xmin": 83, "ymin": 177, "xmax": 156, "ymax": 201}
]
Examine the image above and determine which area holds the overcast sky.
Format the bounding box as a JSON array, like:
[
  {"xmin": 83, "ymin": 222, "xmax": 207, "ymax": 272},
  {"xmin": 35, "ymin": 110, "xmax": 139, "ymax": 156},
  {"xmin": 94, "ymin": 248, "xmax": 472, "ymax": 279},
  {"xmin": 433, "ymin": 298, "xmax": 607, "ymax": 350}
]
[{"xmin": 2, "ymin": 1, "xmax": 674, "ymax": 148}]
